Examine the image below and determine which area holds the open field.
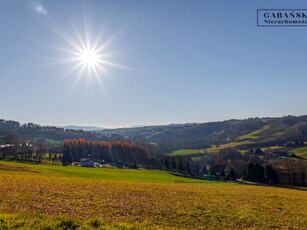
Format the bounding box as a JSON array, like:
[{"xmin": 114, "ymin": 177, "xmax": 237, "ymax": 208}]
[
  {"xmin": 290, "ymin": 146, "xmax": 307, "ymax": 160},
  {"xmin": 204, "ymin": 141, "xmax": 252, "ymax": 153},
  {"xmin": 259, "ymin": 145, "xmax": 307, "ymax": 160},
  {"xmin": 21, "ymin": 138, "xmax": 61, "ymax": 145},
  {"xmin": 261, "ymin": 146, "xmax": 285, "ymax": 150},
  {"xmin": 0, "ymin": 161, "xmax": 200, "ymax": 183},
  {"xmin": 0, "ymin": 161, "xmax": 306, "ymax": 229},
  {"xmin": 236, "ymin": 125, "xmax": 270, "ymax": 141},
  {"xmin": 168, "ymin": 149, "xmax": 199, "ymax": 156}
]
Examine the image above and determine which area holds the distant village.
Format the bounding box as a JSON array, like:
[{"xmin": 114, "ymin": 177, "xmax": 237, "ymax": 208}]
[{"xmin": 73, "ymin": 158, "xmax": 132, "ymax": 169}]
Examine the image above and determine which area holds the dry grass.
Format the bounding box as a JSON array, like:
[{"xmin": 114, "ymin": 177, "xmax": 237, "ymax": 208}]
[
  {"xmin": 236, "ymin": 125, "xmax": 270, "ymax": 141},
  {"xmin": 0, "ymin": 161, "xmax": 306, "ymax": 229},
  {"xmin": 204, "ymin": 141, "xmax": 252, "ymax": 153}
]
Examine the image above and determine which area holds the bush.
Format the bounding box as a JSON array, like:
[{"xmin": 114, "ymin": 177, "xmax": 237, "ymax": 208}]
[
  {"xmin": 87, "ymin": 218, "xmax": 104, "ymax": 228},
  {"xmin": 56, "ymin": 219, "xmax": 80, "ymax": 230}
]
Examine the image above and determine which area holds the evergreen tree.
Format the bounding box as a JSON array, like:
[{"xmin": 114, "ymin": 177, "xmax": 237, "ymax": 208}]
[
  {"xmin": 265, "ymin": 165, "xmax": 279, "ymax": 184},
  {"xmin": 255, "ymin": 163, "xmax": 265, "ymax": 182},
  {"xmin": 187, "ymin": 161, "xmax": 191, "ymax": 175},
  {"xmin": 179, "ymin": 160, "xmax": 184, "ymax": 172},
  {"xmin": 245, "ymin": 162, "xmax": 265, "ymax": 182},
  {"xmin": 245, "ymin": 162, "xmax": 256, "ymax": 181},
  {"xmin": 210, "ymin": 167, "xmax": 216, "ymax": 177},
  {"xmin": 171, "ymin": 157, "xmax": 176, "ymax": 170},
  {"xmin": 165, "ymin": 158, "xmax": 169, "ymax": 170},
  {"xmin": 202, "ymin": 165, "xmax": 208, "ymax": 176},
  {"xmin": 229, "ymin": 168, "xmax": 236, "ymax": 181},
  {"xmin": 62, "ymin": 145, "xmax": 73, "ymax": 165},
  {"xmin": 255, "ymin": 148, "xmax": 263, "ymax": 155},
  {"xmin": 220, "ymin": 168, "xmax": 225, "ymax": 178},
  {"xmin": 133, "ymin": 161, "xmax": 138, "ymax": 169}
]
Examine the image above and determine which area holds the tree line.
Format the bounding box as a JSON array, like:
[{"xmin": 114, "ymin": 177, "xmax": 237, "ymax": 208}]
[
  {"xmin": 243, "ymin": 163, "xmax": 279, "ymax": 184},
  {"xmin": 0, "ymin": 132, "xmax": 61, "ymax": 164},
  {"xmin": 146, "ymin": 148, "xmax": 306, "ymax": 186},
  {"xmin": 63, "ymin": 139, "xmax": 150, "ymax": 166},
  {"xmin": 0, "ymin": 119, "xmax": 129, "ymax": 143}
]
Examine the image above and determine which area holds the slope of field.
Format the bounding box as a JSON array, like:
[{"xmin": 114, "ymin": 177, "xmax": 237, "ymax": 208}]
[
  {"xmin": 290, "ymin": 146, "xmax": 307, "ymax": 160},
  {"xmin": 236, "ymin": 125, "xmax": 270, "ymax": 140},
  {"xmin": 0, "ymin": 161, "xmax": 201, "ymax": 183},
  {"xmin": 204, "ymin": 140, "xmax": 252, "ymax": 153},
  {"xmin": 168, "ymin": 149, "xmax": 199, "ymax": 156},
  {"xmin": 0, "ymin": 161, "xmax": 306, "ymax": 229}
]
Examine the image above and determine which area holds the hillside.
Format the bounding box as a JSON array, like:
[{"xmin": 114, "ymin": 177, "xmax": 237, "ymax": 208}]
[
  {"xmin": 2, "ymin": 115, "xmax": 307, "ymax": 155},
  {"xmin": 0, "ymin": 120, "xmax": 98, "ymax": 141},
  {"xmin": 61, "ymin": 125, "xmax": 105, "ymax": 131},
  {"xmin": 100, "ymin": 115, "xmax": 307, "ymax": 153},
  {"xmin": 0, "ymin": 119, "xmax": 124, "ymax": 143}
]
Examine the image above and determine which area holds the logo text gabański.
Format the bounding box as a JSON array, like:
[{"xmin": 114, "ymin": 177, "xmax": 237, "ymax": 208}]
[{"xmin": 257, "ymin": 9, "xmax": 307, "ymax": 26}]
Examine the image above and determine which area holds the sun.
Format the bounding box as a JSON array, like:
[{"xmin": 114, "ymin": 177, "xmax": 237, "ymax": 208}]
[
  {"xmin": 79, "ymin": 48, "xmax": 99, "ymax": 68},
  {"xmin": 53, "ymin": 19, "xmax": 132, "ymax": 88}
]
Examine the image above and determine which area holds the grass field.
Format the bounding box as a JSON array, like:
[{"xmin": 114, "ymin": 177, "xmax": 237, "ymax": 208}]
[
  {"xmin": 236, "ymin": 125, "xmax": 270, "ymax": 141},
  {"xmin": 204, "ymin": 140, "xmax": 252, "ymax": 153},
  {"xmin": 168, "ymin": 149, "xmax": 199, "ymax": 156},
  {"xmin": 260, "ymin": 146, "xmax": 285, "ymax": 151},
  {"xmin": 45, "ymin": 138, "xmax": 61, "ymax": 144},
  {"xmin": 290, "ymin": 146, "xmax": 307, "ymax": 160},
  {"xmin": 22, "ymin": 138, "xmax": 61, "ymax": 145},
  {"xmin": 0, "ymin": 161, "xmax": 306, "ymax": 229}
]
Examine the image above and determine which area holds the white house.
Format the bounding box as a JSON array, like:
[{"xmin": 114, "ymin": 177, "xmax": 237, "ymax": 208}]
[{"xmin": 80, "ymin": 158, "xmax": 95, "ymax": 167}]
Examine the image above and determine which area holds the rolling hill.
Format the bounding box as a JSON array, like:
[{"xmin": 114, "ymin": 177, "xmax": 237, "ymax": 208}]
[
  {"xmin": 100, "ymin": 115, "xmax": 307, "ymax": 153},
  {"xmin": 1, "ymin": 115, "xmax": 307, "ymax": 156}
]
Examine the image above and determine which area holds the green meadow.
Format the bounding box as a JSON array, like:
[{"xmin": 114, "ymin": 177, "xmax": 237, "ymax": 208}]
[
  {"xmin": 168, "ymin": 149, "xmax": 200, "ymax": 156},
  {"xmin": 236, "ymin": 125, "xmax": 270, "ymax": 140},
  {"xmin": 1, "ymin": 160, "xmax": 202, "ymax": 183},
  {"xmin": 290, "ymin": 146, "xmax": 307, "ymax": 160}
]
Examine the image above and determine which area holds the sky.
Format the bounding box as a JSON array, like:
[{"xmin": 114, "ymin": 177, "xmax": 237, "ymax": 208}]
[{"xmin": 1, "ymin": 0, "xmax": 307, "ymax": 128}]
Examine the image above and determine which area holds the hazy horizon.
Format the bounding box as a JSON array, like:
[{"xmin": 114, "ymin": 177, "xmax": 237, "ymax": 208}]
[{"xmin": 2, "ymin": 113, "xmax": 307, "ymax": 130}]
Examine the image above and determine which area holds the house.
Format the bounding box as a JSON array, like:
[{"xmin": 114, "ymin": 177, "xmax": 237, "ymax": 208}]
[
  {"xmin": 214, "ymin": 165, "xmax": 230, "ymax": 178},
  {"xmin": 94, "ymin": 162, "xmax": 105, "ymax": 168},
  {"xmin": 264, "ymin": 149, "xmax": 289, "ymax": 158},
  {"xmin": 224, "ymin": 166, "xmax": 230, "ymax": 177},
  {"xmin": 80, "ymin": 158, "xmax": 95, "ymax": 167},
  {"xmin": 36, "ymin": 139, "xmax": 46, "ymax": 144},
  {"xmin": 283, "ymin": 141, "xmax": 304, "ymax": 147},
  {"xmin": 264, "ymin": 149, "xmax": 277, "ymax": 158},
  {"xmin": 264, "ymin": 148, "xmax": 289, "ymax": 158},
  {"xmin": 278, "ymin": 151, "xmax": 289, "ymax": 158}
]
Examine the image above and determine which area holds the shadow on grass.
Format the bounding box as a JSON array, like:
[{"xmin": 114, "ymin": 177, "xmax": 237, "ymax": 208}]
[{"xmin": 168, "ymin": 172, "xmax": 219, "ymax": 183}]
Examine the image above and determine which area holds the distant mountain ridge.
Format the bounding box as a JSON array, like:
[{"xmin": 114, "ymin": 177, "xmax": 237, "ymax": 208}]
[
  {"xmin": 2, "ymin": 116, "xmax": 307, "ymax": 154},
  {"xmin": 99, "ymin": 115, "xmax": 307, "ymax": 152},
  {"xmin": 61, "ymin": 125, "xmax": 105, "ymax": 131}
]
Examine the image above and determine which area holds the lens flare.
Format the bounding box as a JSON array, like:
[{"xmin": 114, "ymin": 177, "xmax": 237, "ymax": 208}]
[
  {"xmin": 52, "ymin": 17, "xmax": 132, "ymax": 94},
  {"xmin": 29, "ymin": 0, "xmax": 48, "ymax": 16},
  {"xmin": 80, "ymin": 49, "xmax": 98, "ymax": 67}
]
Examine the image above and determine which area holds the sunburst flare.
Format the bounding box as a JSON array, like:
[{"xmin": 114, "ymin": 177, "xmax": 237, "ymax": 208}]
[{"xmin": 51, "ymin": 17, "xmax": 131, "ymax": 94}]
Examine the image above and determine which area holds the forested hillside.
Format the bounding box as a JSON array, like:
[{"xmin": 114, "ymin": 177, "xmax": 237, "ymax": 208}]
[
  {"xmin": 0, "ymin": 119, "xmax": 124, "ymax": 142},
  {"xmin": 2, "ymin": 115, "xmax": 307, "ymax": 153},
  {"xmin": 101, "ymin": 115, "xmax": 307, "ymax": 153},
  {"xmin": 63, "ymin": 139, "xmax": 149, "ymax": 166}
]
